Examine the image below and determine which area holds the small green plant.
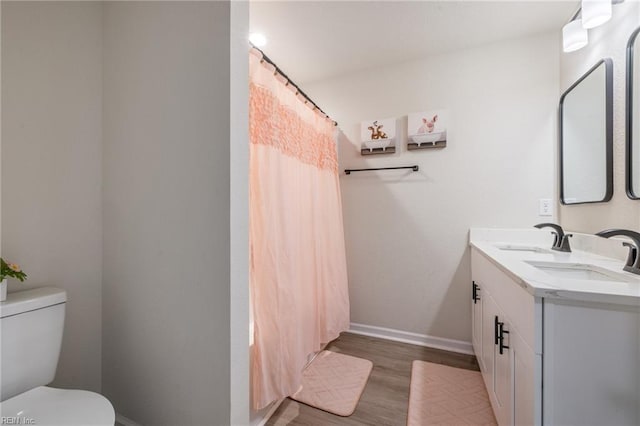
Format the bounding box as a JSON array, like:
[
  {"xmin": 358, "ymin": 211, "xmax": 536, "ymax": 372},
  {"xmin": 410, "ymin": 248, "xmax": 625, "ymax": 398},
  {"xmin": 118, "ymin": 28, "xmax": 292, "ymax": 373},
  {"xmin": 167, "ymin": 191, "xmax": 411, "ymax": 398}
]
[{"xmin": 1, "ymin": 258, "xmax": 27, "ymax": 282}]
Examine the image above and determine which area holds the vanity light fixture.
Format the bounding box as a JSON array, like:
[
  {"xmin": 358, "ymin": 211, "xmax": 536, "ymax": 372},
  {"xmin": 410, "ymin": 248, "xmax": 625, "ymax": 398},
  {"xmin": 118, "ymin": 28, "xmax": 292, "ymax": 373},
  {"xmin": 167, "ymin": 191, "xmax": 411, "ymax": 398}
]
[
  {"xmin": 563, "ymin": 19, "xmax": 588, "ymax": 53},
  {"xmin": 562, "ymin": 1, "xmax": 622, "ymax": 53},
  {"xmin": 581, "ymin": 0, "xmax": 612, "ymax": 29}
]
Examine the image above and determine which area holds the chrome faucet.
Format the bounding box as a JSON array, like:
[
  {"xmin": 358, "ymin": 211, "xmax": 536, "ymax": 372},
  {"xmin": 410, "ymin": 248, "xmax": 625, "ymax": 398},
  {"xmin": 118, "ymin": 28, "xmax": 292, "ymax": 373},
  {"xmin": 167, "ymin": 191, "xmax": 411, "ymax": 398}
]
[
  {"xmin": 595, "ymin": 229, "xmax": 640, "ymax": 275},
  {"xmin": 534, "ymin": 223, "xmax": 572, "ymax": 252}
]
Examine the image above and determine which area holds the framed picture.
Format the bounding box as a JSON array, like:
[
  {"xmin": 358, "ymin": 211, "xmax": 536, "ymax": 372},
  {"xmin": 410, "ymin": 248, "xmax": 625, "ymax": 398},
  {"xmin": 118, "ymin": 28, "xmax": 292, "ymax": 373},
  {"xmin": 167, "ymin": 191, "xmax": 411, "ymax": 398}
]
[
  {"xmin": 360, "ymin": 118, "xmax": 396, "ymax": 155},
  {"xmin": 407, "ymin": 110, "xmax": 448, "ymax": 150}
]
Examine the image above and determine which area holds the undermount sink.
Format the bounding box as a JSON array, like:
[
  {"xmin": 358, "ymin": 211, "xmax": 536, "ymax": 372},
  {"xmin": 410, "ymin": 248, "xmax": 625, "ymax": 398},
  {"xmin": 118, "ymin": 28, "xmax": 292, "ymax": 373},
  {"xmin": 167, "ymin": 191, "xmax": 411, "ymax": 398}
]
[
  {"xmin": 494, "ymin": 244, "xmax": 550, "ymax": 254},
  {"xmin": 525, "ymin": 261, "xmax": 635, "ymax": 283}
]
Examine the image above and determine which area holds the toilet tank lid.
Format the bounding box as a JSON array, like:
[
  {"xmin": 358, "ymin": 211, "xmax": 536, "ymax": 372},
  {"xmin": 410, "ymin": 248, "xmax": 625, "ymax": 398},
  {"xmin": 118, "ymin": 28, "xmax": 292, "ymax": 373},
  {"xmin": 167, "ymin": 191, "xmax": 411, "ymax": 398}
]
[{"xmin": 0, "ymin": 287, "xmax": 66, "ymax": 318}]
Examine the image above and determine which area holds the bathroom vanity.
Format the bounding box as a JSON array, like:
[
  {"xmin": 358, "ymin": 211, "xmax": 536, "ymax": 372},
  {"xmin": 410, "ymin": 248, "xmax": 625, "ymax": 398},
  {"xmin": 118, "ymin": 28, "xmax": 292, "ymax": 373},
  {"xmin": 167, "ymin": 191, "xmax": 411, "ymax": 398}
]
[{"xmin": 470, "ymin": 229, "xmax": 640, "ymax": 426}]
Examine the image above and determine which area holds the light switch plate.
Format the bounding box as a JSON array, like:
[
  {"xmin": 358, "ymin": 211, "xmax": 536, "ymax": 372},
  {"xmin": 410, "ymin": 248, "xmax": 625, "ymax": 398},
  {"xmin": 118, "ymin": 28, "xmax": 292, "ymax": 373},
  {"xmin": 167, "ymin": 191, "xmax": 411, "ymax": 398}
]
[{"xmin": 539, "ymin": 198, "xmax": 552, "ymax": 216}]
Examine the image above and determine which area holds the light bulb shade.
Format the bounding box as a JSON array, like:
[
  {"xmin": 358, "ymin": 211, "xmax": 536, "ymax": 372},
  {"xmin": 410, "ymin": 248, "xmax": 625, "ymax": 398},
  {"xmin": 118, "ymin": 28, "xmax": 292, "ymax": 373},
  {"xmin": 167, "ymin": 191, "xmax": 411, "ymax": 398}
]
[
  {"xmin": 563, "ymin": 20, "xmax": 589, "ymax": 52},
  {"xmin": 249, "ymin": 33, "xmax": 267, "ymax": 47},
  {"xmin": 581, "ymin": 0, "xmax": 612, "ymax": 29}
]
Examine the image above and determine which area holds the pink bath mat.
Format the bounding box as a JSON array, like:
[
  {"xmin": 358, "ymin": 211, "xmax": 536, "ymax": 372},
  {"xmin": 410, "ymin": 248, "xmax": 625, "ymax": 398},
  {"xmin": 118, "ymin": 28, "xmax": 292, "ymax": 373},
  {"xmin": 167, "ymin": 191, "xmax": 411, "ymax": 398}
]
[
  {"xmin": 290, "ymin": 350, "xmax": 373, "ymax": 417},
  {"xmin": 407, "ymin": 361, "xmax": 497, "ymax": 426}
]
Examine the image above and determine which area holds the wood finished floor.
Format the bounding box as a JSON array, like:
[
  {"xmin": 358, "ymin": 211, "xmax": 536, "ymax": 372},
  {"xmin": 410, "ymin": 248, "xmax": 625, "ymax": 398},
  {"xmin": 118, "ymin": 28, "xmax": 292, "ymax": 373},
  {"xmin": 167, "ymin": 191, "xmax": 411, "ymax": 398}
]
[{"xmin": 266, "ymin": 332, "xmax": 479, "ymax": 426}]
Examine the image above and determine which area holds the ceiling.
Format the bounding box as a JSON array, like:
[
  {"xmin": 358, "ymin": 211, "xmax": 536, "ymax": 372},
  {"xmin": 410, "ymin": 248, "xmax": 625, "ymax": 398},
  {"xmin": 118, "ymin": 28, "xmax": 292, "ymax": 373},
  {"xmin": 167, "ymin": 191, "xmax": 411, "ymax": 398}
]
[{"xmin": 250, "ymin": 1, "xmax": 579, "ymax": 84}]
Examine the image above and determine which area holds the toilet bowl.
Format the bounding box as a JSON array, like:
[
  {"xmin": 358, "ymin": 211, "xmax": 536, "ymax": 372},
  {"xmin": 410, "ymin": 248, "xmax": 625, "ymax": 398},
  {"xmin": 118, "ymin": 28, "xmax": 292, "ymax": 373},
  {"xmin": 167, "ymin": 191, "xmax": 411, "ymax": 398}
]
[
  {"xmin": 0, "ymin": 287, "xmax": 115, "ymax": 426},
  {"xmin": 1, "ymin": 386, "xmax": 114, "ymax": 426}
]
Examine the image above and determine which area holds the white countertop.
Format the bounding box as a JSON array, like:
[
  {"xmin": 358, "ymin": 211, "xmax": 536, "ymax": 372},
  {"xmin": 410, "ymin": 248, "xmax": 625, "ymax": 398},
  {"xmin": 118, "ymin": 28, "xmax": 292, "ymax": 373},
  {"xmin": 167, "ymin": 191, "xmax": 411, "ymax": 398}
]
[{"xmin": 470, "ymin": 228, "xmax": 640, "ymax": 307}]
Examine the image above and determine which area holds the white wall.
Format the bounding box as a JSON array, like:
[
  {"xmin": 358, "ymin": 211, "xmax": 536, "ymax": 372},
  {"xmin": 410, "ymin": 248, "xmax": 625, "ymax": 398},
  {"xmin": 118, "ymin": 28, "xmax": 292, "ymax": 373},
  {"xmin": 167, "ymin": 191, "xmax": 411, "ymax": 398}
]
[
  {"xmin": 305, "ymin": 33, "xmax": 559, "ymax": 343},
  {"xmin": 559, "ymin": 1, "xmax": 640, "ymax": 233},
  {"xmin": 1, "ymin": 1, "xmax": 103, "ymax": 392},
  {"xmin": 101, "ymin": 2, "xmax": 233, "ymax": 425}
]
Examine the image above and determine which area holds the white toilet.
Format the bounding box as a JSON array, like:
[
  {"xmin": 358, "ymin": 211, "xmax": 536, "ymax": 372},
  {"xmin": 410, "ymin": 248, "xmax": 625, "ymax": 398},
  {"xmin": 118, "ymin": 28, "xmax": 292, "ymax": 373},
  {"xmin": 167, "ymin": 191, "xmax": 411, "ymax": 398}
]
[{"xmin": 0, "ymin": 287, "xmax": 115, "ymax": 425}]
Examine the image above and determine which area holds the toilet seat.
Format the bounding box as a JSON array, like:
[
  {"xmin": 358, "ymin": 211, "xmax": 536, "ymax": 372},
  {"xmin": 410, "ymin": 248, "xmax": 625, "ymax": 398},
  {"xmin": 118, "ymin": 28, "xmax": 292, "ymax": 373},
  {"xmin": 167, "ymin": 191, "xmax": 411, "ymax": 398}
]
[{"xmin": 0, "ymin": 386, "xmax": 115, "ymax": 426}]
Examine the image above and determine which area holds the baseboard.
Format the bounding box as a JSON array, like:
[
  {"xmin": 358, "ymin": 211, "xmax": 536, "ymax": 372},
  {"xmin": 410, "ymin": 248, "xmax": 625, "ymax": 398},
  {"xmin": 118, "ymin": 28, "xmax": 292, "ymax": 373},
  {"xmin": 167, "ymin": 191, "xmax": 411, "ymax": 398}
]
[
  {"xmin": 116, "ymin": 413, "xmax": 142, "ymax": 426},
  {"xmin": 251, "ymin": 398, "xmax": 284, "ymax": 426},
  {"xmin": 348, "ymin": 322, "xmax": 474, "ymax": 355}
]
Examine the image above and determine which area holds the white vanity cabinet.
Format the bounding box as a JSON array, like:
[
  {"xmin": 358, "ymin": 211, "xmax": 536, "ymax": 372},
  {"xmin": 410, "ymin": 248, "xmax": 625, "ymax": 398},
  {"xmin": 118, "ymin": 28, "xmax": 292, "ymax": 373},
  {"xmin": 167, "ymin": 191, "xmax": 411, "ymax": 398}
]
[
  {"xmin": 471, "ymin": 246, "xmax": 640, "ymax": 426},
  {"xmin": 541, "ymin": 300, "xmax": 640, "ymax": 426},
  {"xmin": 472, "ymin": 250, "xmax": 540, "ymax": 426}
]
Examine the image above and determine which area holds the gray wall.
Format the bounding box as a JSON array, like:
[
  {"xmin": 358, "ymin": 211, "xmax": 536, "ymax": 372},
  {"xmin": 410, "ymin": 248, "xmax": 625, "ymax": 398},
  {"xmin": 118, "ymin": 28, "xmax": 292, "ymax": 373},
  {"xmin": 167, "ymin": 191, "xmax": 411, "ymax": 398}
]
[
  {"xmin": 1, "ymin": 1, "xmax": 103, "ymax": 392},
  {"xmin": 559, "ymin": 1, "xmax": 640, "ymax": 233},
  {"xmin": 2, "ymin": 2, "xmax": 247, "ymax": 423},
  {"xmin": 230, "ymin": 1, "xmax": 251, "ymax": 425},
  {"xmin": 305, "ymin": 33, "xmax": 560, "ymax": 343},
  {"xmin": 102, "ymin": 2, "xmax": 231, "ymax": 425}
]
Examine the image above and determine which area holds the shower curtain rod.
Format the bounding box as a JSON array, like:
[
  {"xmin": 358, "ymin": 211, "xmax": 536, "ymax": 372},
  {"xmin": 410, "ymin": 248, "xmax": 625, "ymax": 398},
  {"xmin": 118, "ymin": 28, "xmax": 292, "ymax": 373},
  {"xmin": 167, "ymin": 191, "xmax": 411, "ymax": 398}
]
[{"xmin": 251, "ymin": 45, "xmax": 338, "ymax": 127}]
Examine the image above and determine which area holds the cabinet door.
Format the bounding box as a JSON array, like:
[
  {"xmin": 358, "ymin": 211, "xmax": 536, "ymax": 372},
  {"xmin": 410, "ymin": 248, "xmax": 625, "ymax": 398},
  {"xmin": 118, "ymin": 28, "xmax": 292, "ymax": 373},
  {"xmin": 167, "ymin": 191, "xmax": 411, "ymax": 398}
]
[
  {"xmin": 493, "ymin": 316, "xmax": 513, "ymax": 426},
  {"xmin": 483, "ymin": 294, "xmax": 514, "ymax": 426},
  {"xmin": 472, "ymin": 281, "xmax": 483, "ymax": 369},
  {"xmin": 481, "ymin": 293, "xmax": 497, "ymax": 393},
  {"xmin": 511, "ymin": 330, "xmax": 536, "ymax": 426}
]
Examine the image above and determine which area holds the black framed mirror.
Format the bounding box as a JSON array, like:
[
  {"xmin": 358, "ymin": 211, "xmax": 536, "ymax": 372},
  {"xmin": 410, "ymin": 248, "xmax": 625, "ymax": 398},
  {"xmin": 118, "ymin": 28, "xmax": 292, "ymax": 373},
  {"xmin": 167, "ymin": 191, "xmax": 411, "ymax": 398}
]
[
  {"xmin": 627, "ymin": 27, "xmax": 640, "ymax": 199},
  {"xmin": 559, "ymin": 58, "xmax": 613, "ymax": 205}
]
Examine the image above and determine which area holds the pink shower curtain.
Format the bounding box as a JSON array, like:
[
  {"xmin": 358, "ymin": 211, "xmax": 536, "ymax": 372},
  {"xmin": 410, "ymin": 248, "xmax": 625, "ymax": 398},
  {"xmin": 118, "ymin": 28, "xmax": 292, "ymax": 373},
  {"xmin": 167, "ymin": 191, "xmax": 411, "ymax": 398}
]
[{"xmin": 249, "ymin": 49, "xmax": 350, "ymax": 410}]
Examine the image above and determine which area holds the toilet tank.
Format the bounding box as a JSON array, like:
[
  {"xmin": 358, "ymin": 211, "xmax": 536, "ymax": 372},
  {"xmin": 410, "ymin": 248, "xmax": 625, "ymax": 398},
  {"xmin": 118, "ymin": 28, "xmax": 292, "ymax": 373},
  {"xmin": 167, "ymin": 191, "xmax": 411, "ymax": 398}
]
[{"xmin": 0, "ymin": 287, "xmax": 66, "ymax": 401}]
